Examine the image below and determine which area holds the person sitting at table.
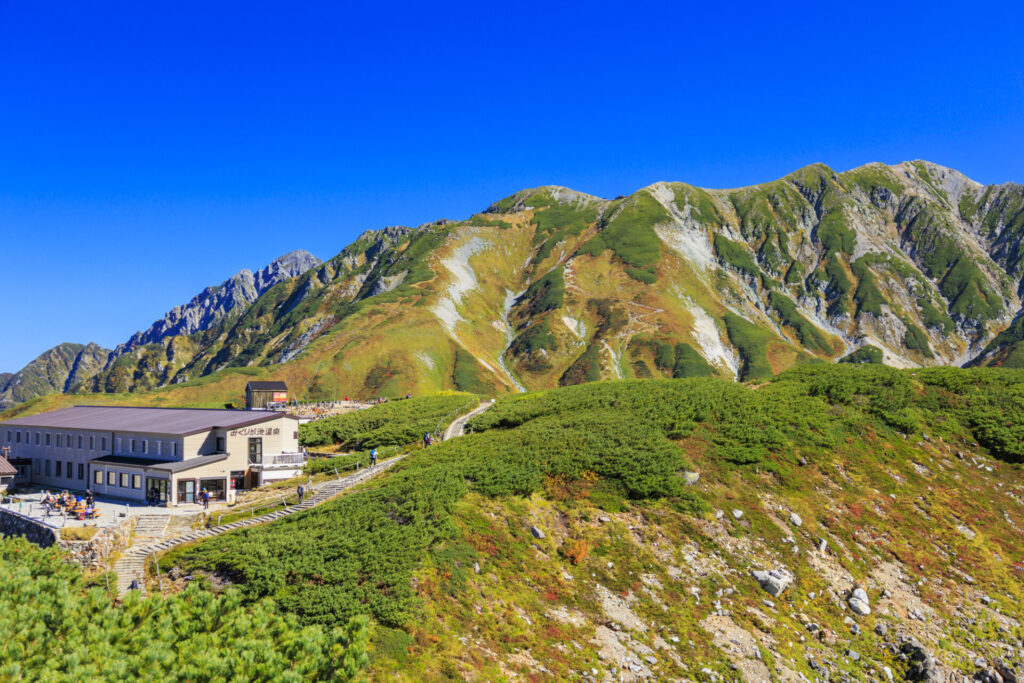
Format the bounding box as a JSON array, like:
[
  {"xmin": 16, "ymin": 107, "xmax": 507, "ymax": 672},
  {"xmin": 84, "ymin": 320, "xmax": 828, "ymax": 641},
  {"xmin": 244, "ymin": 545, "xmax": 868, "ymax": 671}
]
[{"xmin": 83, "ymin": 504, "xmax": 93, "ymax": 518}]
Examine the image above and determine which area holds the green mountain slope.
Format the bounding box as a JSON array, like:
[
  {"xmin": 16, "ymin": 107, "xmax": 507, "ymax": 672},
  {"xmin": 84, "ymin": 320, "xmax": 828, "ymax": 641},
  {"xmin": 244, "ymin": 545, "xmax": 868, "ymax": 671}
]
[
  {"xmin": 8, "ymin": 160, "xmax": 1024, "ymax": 415},
  {"xmin": 156, "ymin": 367, "xmax": 1024, "ymax": 681},
  {"xmin": 0, "ymin": 342, "xmax": 110, "ymax": 409}
]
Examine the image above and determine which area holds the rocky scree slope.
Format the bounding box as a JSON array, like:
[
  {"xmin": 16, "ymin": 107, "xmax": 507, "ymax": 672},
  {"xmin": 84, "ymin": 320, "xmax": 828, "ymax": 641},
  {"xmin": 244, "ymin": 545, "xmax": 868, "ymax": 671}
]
[{"xmin": 63, "ymin": 160, "xmax": 1024, "ymax": 403}]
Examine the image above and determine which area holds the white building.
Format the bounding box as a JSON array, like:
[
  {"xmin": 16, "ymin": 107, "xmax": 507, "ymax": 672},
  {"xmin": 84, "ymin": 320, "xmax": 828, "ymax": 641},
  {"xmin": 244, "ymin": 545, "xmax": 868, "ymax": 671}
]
[{"xmin": 0, "ymin": 405, "xmax": 304, "ymax": 505}]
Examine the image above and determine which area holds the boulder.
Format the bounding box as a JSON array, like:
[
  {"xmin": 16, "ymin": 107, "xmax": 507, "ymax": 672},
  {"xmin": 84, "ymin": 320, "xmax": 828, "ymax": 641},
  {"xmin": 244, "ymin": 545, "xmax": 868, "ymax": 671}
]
[
  {"xmin": 849, "ymin": 587, "xmax": 871, "ymax": 616},
  {"xmin": 751, "ymin": 568, "xmax": 794, "ymax": 597},
  {"xmin": 789, "ymin": 512, "xmax": 803, "ymax": 527},
  {"xmin": 529, "ymin": 525, "xmax": 545, "ymax": 539}
]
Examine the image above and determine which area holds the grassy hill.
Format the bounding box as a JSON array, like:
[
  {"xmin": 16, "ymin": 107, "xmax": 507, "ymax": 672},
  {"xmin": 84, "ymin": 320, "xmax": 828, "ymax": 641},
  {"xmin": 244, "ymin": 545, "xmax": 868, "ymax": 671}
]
[{"xmin": 139, "ymin": 366, "xmax": 1024, "ymax": 681}]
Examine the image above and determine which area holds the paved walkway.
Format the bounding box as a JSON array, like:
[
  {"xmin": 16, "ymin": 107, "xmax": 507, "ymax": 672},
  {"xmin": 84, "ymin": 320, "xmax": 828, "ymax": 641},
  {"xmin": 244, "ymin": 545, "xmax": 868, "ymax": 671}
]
[{"xmin": 443, "ymin": 400, "xmax": 493, "ymax": 440}]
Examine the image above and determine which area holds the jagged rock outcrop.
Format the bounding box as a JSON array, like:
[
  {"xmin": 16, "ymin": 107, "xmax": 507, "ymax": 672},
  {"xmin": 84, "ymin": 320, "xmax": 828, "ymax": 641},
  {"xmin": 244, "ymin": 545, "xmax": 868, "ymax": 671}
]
[{"xmin": 114, "ymin": 249, "xmax": 321, "ymax": 355}]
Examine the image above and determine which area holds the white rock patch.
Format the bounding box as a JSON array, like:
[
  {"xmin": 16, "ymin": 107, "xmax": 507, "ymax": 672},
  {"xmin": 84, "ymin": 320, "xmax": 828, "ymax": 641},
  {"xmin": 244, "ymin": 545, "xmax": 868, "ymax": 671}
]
[{"xmin": 686, "ymin": 301, "xmax": 740, "ymax": 379}]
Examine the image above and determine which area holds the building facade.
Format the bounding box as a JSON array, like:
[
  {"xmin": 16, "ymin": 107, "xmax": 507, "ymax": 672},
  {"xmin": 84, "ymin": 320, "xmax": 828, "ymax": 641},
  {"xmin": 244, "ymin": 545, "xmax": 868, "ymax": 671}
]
[
  {"xmin": 245, "ymin": 381, "xmax": 288, "ymax": 410},
  {"xmin": 0, "ymin": 406, "xmax": 303, "ymax": 505}
]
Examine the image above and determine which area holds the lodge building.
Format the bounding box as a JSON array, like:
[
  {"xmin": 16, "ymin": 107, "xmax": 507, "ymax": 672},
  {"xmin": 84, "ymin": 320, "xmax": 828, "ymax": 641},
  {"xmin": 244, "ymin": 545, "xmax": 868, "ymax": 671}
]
[{"xmin": 0, "ymin": 406, "xmax": 304, "ymax": 505}]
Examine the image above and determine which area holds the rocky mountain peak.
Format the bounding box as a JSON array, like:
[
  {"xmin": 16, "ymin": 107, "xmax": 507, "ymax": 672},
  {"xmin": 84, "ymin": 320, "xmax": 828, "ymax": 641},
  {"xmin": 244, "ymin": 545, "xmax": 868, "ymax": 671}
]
[{"xmin": 113, "ymin": 250, "xmax": 321, "ymax": 357}]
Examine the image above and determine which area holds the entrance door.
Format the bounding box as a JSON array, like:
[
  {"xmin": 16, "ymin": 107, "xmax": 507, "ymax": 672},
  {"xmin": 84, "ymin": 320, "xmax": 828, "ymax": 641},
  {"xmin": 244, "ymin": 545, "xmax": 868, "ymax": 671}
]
[
  {"xmin": 177, "ymin": 479, "xmax": 195, "ymax": 504},
  {"xmin": 248, "ymin": 438, "xmax": 262, "ymax": 465},
  {"xmin": 149, "ymin": 478, "xmax": 170, "ymax": 503}
]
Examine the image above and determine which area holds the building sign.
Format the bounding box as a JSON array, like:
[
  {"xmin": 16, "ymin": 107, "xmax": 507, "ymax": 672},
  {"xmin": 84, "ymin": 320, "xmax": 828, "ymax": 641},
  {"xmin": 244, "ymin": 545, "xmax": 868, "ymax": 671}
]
[
  {"xmin": 272, "ymin": 391, "xmax": 288, "ymax": 402},
  {"xmin": 230, "ymin": 426, "xmax": 281, "ymax": 437}
]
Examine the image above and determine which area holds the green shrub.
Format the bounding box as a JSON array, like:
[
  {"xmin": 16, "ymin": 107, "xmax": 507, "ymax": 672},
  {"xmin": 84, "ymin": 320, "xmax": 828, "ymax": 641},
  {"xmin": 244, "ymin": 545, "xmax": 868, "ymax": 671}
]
[
  {"xmin": 299, "ymin": 393, "xmax": 477, "ymax": 449},
  {"xmin": 0, "ymin": 537, "xmax": 368, "ymax": 681},
  {"xmin": 713, "ymin": 234, "xmax": 760, "ymax": 278}
]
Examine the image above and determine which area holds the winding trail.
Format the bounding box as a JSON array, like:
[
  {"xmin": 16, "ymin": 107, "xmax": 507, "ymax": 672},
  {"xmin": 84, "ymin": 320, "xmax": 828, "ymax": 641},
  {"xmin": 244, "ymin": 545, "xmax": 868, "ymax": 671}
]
[{"xmin": 114, "ymin": 401, "xmax": 492, "ymax": 597}]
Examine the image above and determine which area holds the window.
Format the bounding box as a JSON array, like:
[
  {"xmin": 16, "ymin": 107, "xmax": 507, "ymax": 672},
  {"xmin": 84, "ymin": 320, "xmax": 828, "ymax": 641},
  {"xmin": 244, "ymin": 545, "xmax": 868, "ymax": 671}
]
[
  {"xmin": 120, "ymin": 473, "xmax": 130, "ymax": 488},
  {"xmin": 15, "ymin": 431, "xmax": 21, "ymax": 443},
  {"xmin": 94, "ymin": 470, "xmax": 103, "ymax": 485},
  {"xmin": 78, "ymin": 463, "xmax": 84, "ymax": 480},
  {"xmin": 56, "ymin": 434, "xmax": 62, "ymax": 448},
  {"xmin": 34, "ymin": 459, "xmax": 41, "ymax": 474},
  {"xmin": 115, "ymin": 437, "xmax": 122, "ymax": 453},
  {"xmin": 171, "ymin": 442, "xmax": 178, "ymax": 457},
  {"xmin": 130, "ymin": 439, "xmax": 136, "ymax": 453},
  {"xmin": 248, "ymin": 438, "xmax": 262, "ymax": 464},
  {"xmin": 56, "ymin": 461, "xmax": 62, "ymax": 477},
  {"xmin": 107, "ymin": 471, "xmax": 116, "ymax": 486},
  {"xmin": 89, "ymin": 436, "xmax": 94, "ymax": 450},
  {"xmin": 293, "ymin": 431, "xmax": 298, "ymax": 440},
  {"xmin": 67, "ymin": 434, "xmax": 72, "ymax": 448},
  {"xmin": 46, "ymin": 433, "xmax": 51, "ymax": 446},
  {"xmin": 77, "ymin": 435, "xmax": 82, "ymax": 449},
  {"xmin": 142, "ymin": 439, "xmax": 148, "ymax": 454},
  {"xmin": 132, "ymin": 474, "xmax": 141, "ymax": 489},
  {"xmin": 156, "ymin": 441, "xmax": 162, "ymax": 456},
  {"xmin": 45, "ymin": 460, "xmax": 52, "ymax": 476},
  {"xmin": 102, "ymin": 437, "xmax": 107, "ymax": 450},
  {"xmin": 35, "ymin": 432, "xmax": 40, "ymax": 445}
]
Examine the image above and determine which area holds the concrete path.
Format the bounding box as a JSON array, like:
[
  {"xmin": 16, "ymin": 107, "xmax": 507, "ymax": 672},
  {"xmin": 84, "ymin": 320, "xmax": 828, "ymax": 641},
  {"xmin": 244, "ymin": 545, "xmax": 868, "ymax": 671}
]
[{"xmin": 443, "ymin": 400, "xmax": 492, "ymax": 440}]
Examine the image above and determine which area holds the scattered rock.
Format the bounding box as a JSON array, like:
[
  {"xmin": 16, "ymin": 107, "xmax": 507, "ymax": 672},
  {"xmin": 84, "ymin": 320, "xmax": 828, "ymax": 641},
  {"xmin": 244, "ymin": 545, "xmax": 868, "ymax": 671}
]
[
  {"xmin": 848, "ymin": 649, "xmax": 861, "ymax": 661},
  {"xmin": 789, "ymin": 512, "xmax": 803, "ymax": 527},
  {"xmin": 902, "ymin": 637, "xmax": 943, "ymax": 683},
  {"xmin": 530, "ymin": 525, "xmax": 545, "ymax": 539},
  {"xmin": 751, "ymin": 568, "xmax": 794, "ymax": 597},
  {"xmin": 848, "ymin": 586, "xmax": 871, "ymax": 616},
  {"xmin": 875, "ymin": 622, "xmax": 888, "ymax": 637},
  {"xmin": 732, "ymin": 509, "xmax": 744, "ymax": 520},
  {"xmin": 683, "ymin": 471, "xmax": 700, "ymax": 486}
]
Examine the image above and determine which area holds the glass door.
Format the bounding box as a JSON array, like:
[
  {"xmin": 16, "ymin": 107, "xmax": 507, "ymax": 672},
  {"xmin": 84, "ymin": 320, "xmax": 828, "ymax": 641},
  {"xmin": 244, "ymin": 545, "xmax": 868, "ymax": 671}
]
[
  {"xmin": 149, "ymin": 478, "xmax": 170, "ymax": 503},
  {"xmin": 177, "ymin": 479, "xmax": 195, "ymax": 504}
]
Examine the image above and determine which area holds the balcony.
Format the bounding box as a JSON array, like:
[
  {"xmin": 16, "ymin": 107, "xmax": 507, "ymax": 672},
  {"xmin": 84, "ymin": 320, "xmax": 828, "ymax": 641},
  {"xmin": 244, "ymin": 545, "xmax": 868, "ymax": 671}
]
[{"xmin": 249, "ymin": 452, "xmax": 306, "ymax": 470}]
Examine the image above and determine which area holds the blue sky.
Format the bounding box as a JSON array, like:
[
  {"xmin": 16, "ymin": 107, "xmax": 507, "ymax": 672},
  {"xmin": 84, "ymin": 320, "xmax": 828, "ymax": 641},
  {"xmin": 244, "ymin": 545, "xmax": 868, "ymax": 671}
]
[{"xmin": 1, "ymin": 1, "xmax": 1023, "ymax": 371}]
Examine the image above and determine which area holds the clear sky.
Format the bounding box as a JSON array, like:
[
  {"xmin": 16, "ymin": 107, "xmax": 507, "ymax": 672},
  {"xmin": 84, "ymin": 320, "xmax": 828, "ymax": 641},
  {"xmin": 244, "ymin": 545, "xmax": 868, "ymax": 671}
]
[{"xmin": 1, "ymin": 1, "xmax": 1023, "ymax": 371}]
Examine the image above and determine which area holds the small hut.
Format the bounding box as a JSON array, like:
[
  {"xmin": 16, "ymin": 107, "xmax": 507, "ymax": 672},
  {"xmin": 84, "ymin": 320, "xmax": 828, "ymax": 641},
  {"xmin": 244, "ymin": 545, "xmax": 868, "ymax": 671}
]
[{"xmin": 245, "ymin": 381, "xmax": 289, "ymax": 410}]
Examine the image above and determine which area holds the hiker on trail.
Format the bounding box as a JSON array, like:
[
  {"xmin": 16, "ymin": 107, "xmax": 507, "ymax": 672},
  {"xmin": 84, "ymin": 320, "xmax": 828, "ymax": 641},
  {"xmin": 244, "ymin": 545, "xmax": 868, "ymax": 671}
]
[
  {"xmin": 369, "ymin": 448, "xmax": 378, "ymax": 466},
  {"xmin": 297, "ymin": 484, "xmax": 305, "ymax": 503},
  {"xmin": 201, "ymin": 488, "xmax": 210, "ymax": 509},
  {"xmin": 423, "ymin": 433, "xmax": 430, "ymax": 448}
]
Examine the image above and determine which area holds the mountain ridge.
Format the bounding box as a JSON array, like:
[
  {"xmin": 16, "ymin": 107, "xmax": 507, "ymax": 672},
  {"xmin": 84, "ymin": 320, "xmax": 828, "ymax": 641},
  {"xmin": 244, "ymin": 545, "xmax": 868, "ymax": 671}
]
[{"xmin": 7, "ymin": 159, "xmax": 1024, "ymax": 414}]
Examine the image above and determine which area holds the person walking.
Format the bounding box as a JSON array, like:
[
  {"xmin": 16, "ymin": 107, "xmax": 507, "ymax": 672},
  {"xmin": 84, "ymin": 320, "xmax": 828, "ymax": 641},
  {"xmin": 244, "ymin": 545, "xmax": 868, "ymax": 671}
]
[
  {"xmin": 297, "ymin": 484, "xmax": 305, "ymax": 503},
  {"xmin": 201, "ymin": 488, "xmax": 210, "ymax": 510},
  {"xmin": 369, "ymin": 448, "xmax": 378, "ymax": 467}
]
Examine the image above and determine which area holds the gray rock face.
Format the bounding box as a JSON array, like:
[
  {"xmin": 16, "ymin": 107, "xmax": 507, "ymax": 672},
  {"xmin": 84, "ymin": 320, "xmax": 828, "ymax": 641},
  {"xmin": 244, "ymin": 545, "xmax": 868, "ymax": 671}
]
[
  {"xmin": 902, "ymin": 637, "xmax": 943, "ymax": 683},
  {"xmin": 114, "ymin": 250, "xmax": 321, "ymax": 357},
  {"xmin": 751, "ymin": 568, "xmax": 794, "ymax": 597}
]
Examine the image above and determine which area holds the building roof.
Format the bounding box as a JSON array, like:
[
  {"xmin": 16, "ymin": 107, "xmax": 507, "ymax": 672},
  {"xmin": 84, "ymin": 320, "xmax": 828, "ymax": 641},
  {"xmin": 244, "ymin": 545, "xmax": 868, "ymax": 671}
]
[
  {"xmin": 0, "ymin": 456, "xmax": 16, "ymax": 477},
  {"xmin": 246, "ymin": 381, "xmax": 288, "ymax": 391},
  {"xmin": 0, "ymin": 405, "xmax": 281, "ymax": 436},
  {"xmin": 91, "ymin": 453, "xmax": 230, "ymax": 473}
]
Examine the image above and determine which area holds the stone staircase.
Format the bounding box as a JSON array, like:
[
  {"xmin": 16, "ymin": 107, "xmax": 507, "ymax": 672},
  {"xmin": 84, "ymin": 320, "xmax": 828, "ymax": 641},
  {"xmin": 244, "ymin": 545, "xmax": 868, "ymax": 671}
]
[{"xmin": 113, "ymin": 457, "xmax": 404, "ymax": 597}]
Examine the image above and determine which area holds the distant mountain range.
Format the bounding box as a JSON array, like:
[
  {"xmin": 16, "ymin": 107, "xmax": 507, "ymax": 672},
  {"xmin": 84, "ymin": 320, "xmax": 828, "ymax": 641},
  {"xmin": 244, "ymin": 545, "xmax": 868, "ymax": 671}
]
[
  {"xmin": 5, "ymin": 160, "xmax": 1024, "ymax": 410},
  {"xmin": 0, "ymin": 250, "xmax": 319, "ymax": 409}
]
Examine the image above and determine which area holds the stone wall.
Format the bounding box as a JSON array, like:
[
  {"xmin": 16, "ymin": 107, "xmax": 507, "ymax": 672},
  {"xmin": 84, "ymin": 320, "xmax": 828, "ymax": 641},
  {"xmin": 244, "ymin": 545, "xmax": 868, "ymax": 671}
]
[
  {"xmin": 0, "ymin": 507, "xmax": 58, "ymax": 547},
  {"xmin": 58, "ymin": 517, "xmax": 135, "ymax": 570}
]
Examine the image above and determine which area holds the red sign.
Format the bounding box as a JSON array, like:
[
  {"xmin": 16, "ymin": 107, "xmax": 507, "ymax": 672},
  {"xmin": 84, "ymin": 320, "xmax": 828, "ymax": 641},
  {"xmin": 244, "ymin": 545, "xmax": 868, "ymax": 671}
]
[{"xmin": 272, "ymin": 391, "xmax": 288, "ymax": 402}]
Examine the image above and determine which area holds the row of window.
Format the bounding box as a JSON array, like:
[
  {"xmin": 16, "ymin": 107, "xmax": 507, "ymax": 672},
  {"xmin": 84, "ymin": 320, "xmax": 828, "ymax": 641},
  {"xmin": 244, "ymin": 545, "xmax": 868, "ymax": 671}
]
[
  {"xmin": 33, "ymin": 459, "xmax": 86, "ymax": 481},
  {"xmin": 4, "ymin": 430, "xmax": 178, "ymax": 457},
  {"xmin": 93, "ymin": 469, "xmax": 142, "ymax": 490}
]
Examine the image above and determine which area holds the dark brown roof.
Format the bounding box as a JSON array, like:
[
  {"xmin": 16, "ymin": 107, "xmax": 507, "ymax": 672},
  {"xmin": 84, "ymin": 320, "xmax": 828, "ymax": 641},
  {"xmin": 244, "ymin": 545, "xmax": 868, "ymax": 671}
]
[
  {"xmin": 0, "ymin": 456, "xmax": 17, "ymax": 477},
  {"xmin": 246, "ymin": 381, "xmax": 288, "ymax": 391},
  {"xmin": 0, "ymin": 406, "xmax": 284, "ymax": 436}
]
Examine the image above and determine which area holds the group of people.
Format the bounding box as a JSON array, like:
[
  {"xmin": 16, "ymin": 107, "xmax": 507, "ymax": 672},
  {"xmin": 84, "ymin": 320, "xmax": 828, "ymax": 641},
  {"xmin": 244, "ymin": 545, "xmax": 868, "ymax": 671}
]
[
  {"xmin": 40, "ymin": 489, "xmax": 98, "ymax": 520},
  {"xmin": 422, "ymin": 433, "xmax": 436, "ymax": 448},
  {"xmin": 145, "ymin": 487, "xmax": 163, "ymax": 506}
]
